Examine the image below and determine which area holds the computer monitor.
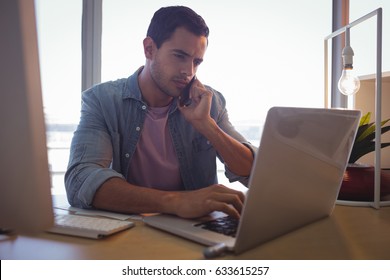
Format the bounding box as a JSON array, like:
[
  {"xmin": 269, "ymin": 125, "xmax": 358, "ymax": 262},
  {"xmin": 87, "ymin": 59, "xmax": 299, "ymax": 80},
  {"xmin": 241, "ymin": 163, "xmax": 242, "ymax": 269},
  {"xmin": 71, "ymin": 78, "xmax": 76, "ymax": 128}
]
[{"xmin": 0, "ymin": 0, "xmax": 54, "ymax": 234}]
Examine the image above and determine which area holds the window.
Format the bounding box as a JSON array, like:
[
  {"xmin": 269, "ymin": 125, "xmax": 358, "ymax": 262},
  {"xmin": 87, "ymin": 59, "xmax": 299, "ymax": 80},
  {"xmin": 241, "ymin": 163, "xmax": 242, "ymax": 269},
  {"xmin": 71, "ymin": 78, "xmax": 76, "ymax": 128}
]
[
  {"xmin": 35, "ymin": 0, "xmax": 82, "ymax": 194},
  {"xmin": 350, "ymin": 0, "xmax": 390, "ymax": 75}
]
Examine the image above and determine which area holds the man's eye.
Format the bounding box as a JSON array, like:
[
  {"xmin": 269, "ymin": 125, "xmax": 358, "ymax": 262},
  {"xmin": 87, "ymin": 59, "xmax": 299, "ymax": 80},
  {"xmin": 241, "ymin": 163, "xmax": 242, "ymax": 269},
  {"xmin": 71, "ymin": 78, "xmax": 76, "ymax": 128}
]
[
  {"xmin": 174, "ymin": 53, "xmax": 185, "ymax": 59},
  {"xmin": 194, "ymin": 60, "xmax": 202, "ymax": 66}
]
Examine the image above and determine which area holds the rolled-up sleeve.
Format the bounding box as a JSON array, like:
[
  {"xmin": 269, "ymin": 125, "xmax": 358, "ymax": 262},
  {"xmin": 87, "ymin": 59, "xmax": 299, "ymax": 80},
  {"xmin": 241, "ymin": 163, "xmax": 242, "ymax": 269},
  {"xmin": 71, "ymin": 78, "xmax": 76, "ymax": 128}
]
[{"xmin": 64, "ymin": 88, "xmax": 124, "ymax": 208}]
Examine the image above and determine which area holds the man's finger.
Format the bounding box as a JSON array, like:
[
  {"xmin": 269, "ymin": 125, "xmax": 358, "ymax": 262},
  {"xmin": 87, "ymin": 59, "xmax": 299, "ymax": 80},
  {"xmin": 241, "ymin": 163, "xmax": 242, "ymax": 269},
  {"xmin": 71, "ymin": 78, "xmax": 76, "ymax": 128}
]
[{"xmin": 205, "ymin": 199, "xmax": 241, "ymax": 219}]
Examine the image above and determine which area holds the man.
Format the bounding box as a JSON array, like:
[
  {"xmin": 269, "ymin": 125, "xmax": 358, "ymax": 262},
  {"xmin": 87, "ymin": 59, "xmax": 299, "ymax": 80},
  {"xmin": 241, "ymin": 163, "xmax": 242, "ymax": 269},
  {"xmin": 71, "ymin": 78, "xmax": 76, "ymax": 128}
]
[{"xmin": 65, "ymin": 6, "xmax": 256, "ymax": 219}]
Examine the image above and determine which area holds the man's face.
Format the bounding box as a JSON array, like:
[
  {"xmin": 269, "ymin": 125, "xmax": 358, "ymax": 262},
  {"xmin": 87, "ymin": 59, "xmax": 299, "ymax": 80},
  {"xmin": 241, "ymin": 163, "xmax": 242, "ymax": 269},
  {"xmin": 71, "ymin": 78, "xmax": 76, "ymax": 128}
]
[{"xmin": 149, "ymin": 27, "xmax": 207, "ymax": 99}]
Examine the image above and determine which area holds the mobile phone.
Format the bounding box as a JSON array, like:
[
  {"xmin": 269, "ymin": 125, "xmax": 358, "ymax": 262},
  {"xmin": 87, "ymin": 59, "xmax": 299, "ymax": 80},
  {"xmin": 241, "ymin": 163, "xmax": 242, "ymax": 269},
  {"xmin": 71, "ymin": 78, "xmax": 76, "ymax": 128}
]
[{"xmin": 179, "ymin": 76, "xmax": 196, "ymax": 107}]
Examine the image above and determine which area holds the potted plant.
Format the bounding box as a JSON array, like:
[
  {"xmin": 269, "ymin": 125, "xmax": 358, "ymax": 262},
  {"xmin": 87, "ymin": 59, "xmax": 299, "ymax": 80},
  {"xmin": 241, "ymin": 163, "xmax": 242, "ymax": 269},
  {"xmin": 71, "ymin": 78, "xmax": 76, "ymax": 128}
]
[{"xmin": 338, "ymin": 112, "xmax": 390, "ymax": 201}]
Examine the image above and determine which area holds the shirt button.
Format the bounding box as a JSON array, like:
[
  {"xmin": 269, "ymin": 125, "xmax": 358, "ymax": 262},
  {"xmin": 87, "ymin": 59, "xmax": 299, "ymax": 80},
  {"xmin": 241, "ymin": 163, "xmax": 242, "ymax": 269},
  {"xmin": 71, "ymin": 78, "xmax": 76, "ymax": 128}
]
[
  {"xmin": 125, "ymin": 153, "xmax": 130, "ymax": 158},
  {"xmin": 136, "ymin": 126, "xmax": 141, "ymax": 131},
  {"xmin": 141, "ymin": 105, "xmax": 147, "ymax": 110}
]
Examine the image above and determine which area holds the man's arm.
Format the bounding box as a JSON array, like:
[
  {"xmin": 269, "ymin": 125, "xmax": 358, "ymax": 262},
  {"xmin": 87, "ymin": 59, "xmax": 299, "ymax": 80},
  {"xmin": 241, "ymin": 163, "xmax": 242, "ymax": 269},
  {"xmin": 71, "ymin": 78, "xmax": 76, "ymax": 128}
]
[
  {"xmin": 92, "ymin": 177, "xmax": 245, "ymax": 219},
  {"xmin": 194, "ymin": 119, "xmax": 253, "ymax": 177},
  {"xmin": 178, "ymin": 79, "xmax": 254, "ymax": 177}
]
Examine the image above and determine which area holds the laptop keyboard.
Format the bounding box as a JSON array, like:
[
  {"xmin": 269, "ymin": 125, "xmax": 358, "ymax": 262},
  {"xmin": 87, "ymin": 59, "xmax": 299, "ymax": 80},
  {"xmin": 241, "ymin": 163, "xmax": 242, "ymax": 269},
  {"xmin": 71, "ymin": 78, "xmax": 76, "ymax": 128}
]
[{"xmin": 195, "ymin": 216, "xmax": 239, "ymax": 237}]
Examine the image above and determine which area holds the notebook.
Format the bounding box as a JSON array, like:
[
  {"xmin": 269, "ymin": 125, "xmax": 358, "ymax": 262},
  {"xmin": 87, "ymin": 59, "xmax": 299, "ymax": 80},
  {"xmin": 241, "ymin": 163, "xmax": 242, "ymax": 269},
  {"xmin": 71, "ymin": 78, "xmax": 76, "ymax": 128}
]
[{"xmin": 143, "ymin": 107, "xmax": 361, "ymax": 256}]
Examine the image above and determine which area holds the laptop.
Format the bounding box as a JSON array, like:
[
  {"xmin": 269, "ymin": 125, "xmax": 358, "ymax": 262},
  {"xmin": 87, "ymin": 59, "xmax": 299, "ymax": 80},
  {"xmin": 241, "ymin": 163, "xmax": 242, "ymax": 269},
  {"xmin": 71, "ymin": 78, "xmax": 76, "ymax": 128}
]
[{"xmin": 143, "ymin": 107, "xmax": 361, "ymax": 256}]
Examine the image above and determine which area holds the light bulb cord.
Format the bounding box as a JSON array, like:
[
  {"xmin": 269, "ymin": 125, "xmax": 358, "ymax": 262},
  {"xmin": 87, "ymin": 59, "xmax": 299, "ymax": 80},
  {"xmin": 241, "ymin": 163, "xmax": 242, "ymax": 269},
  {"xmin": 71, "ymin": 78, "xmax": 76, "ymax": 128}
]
[
  {"xmin": 342, "ymin": 28, "xmax": 354, "ymax": 68},
  {"xmin": 345, "ymin": 27, "xmax": 350, "ymax": 48}
]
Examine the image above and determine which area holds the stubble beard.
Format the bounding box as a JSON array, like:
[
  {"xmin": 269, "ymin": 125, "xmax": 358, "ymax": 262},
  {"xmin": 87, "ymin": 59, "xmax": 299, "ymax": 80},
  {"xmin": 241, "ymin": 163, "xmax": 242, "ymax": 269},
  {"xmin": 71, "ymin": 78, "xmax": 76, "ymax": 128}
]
[{"xmin": 149, "ymin": 61, "xmax": 180, "ymax": 99}]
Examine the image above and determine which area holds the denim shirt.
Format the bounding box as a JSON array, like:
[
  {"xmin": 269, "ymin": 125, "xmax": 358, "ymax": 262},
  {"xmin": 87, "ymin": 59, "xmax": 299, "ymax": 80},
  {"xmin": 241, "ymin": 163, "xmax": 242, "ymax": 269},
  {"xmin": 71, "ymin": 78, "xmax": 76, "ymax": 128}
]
[{"xmin": 65, "ymin": 68, "xmax": 257, "ymax": 208}]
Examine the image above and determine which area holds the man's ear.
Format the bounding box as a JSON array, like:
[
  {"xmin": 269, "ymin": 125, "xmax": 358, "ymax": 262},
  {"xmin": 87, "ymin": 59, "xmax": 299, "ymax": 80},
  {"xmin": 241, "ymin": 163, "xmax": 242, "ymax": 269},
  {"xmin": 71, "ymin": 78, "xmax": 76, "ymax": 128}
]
[{"xmin": 143, "ymin": 37, "xmax": 155, "ymax": 59}]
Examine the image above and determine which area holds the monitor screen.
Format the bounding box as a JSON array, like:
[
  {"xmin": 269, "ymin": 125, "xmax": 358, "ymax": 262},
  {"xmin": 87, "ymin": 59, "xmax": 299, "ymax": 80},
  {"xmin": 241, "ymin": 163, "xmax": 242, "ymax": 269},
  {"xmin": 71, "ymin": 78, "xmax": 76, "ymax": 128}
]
[{"xmin": 0, "ymin": 0, "xmax": 54, "ymax": 234}]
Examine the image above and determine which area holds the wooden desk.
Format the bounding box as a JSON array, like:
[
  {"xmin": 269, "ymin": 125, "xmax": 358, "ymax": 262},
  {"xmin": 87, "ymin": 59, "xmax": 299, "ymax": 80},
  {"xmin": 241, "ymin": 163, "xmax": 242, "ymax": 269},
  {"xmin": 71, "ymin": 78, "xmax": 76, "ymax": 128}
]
[{"xmin": 1, "ymin": 205, "xmax": 390, "ymax": 260}]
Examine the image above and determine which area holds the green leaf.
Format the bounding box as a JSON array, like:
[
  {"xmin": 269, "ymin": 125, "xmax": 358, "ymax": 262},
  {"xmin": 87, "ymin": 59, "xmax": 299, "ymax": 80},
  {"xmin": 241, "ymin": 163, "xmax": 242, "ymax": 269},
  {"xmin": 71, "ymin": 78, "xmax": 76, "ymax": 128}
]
[
  {"xmin": 359, "ymin": 112, "xmax": 371, "ymax": 126},
  {"xmin": 349, "ymin": 111, "xmax": 390, "ymax": 163},
  {"xmin": 349, "ymin": 141, "xmax": 390, "ymax": 163},
  {"xmin": 358, "ymin": 125, "xmax": 390, "ymax": 142},
  {"xmin": 356, "ymin": 117, "xmax": 390, "ymax": 142}
]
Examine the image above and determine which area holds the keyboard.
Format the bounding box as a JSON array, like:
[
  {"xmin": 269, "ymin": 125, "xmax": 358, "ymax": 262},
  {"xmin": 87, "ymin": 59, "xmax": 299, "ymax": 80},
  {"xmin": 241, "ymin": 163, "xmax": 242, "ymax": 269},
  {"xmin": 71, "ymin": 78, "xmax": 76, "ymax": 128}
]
[
  {"xmin": 47, "ymin": 214, "xmax": 134, "ymax": 239},
  {"xmin": 195, "ymin": 216, "xmax": 239, "ymax": 237}
]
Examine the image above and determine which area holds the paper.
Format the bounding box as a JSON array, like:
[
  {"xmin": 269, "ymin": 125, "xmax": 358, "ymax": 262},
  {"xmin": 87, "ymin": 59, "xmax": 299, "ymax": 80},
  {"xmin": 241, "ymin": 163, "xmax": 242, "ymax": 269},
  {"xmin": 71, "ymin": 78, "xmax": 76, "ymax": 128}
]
[{"xmin": 54, "ymin": 206, "xmax": 142, "ymax": 221}]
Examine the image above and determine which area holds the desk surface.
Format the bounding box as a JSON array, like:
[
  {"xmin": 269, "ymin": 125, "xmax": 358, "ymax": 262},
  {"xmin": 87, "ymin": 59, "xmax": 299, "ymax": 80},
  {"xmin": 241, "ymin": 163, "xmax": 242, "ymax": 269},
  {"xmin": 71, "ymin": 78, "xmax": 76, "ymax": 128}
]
[{"xmin": 1, "ymin": 204, "xmax": 390, "ymax": 260}]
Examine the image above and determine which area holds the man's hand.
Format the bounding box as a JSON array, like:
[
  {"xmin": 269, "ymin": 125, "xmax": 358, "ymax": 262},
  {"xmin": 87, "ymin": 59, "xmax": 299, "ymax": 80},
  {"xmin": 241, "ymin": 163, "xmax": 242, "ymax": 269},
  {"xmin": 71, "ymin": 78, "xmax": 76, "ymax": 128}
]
[
  {"xmin": 93, "ymin": 178, "xmax": 246, "ymax": 220},
  {"xmin": 177, "ymin": 78, "xmax": 254, "ymax": 178},
  {"xmin": 178, "ymin": 78, "xmax": 214, "ymax": 131},
  {"xmin": 168, "ymin": 184, "xmax": 245, "ymax": 219}
]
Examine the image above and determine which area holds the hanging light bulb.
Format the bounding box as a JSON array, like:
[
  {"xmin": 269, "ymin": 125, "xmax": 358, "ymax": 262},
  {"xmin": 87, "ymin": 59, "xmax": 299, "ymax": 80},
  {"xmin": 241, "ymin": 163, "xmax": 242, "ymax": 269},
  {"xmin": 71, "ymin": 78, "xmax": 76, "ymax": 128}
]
[
  {"xmin": 338, "ymin": 66, "xmax": 360, "ymax": 96},
  {"xmin": 338, "ymin": 28, "xmax": 360, "ymax": 96}
]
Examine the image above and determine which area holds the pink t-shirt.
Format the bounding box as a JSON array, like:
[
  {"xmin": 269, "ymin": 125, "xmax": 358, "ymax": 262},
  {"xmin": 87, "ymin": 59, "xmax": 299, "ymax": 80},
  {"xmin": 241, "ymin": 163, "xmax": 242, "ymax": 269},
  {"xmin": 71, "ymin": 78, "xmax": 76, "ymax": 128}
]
[{"xmin": 127, "ymin": 104, "xmax": 183, "ymax": 190}]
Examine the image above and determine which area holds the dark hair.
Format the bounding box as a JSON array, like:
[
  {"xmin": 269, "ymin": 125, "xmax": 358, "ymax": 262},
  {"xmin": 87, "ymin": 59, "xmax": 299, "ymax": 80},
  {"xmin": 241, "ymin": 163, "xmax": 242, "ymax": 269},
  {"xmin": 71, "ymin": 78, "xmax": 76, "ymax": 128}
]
[{"xmin": 146, "ymin": 6, "xmax": 209, "ymax": 48}]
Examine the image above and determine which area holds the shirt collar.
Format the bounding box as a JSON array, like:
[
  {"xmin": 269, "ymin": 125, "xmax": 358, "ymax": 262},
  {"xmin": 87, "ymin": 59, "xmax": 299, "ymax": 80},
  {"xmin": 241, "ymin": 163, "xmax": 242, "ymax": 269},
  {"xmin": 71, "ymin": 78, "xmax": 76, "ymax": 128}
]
[
  {"xmin": 122, "ymin": 66, "xmax": 179, "ymax": 113},
  {"xmin": 123, "ymin": 66, "xmax": 144, "ymax": 101}
]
